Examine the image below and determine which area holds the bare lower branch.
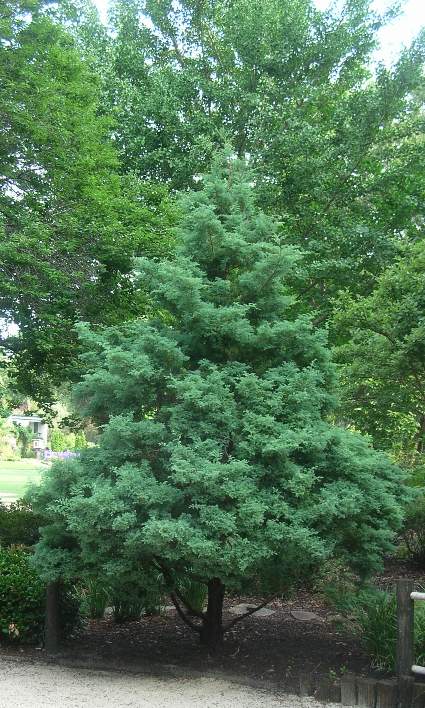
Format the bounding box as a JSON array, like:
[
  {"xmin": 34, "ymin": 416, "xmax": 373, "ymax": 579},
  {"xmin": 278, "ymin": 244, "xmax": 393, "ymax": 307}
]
[
  {"xmin": 224, "ymin": 595, "xmax": 277, "ymax": 632},
  {"xmin": 174, "ymin": 587, "xmax": 206, "ymax": 620},
  {"xmin": 170, "ymin": 592, "xmax": 201, "ymax": 634},
  {"xmin": 153, "ymin": 557, "xmax": 206, "ymax": 620}
]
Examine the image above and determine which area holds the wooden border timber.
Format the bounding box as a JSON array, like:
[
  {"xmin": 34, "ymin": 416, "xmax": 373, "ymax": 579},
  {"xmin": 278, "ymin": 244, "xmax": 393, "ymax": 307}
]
[{"xmin": 297, "ymin": 672, "xmax": 422, "ymax": 707}]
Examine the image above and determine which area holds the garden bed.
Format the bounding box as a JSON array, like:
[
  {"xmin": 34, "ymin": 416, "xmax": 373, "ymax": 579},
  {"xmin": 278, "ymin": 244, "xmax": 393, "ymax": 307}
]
[
  {"xmin": 0, "ymin": 591, "xmax": 369, "ymax": 683},
  {"xmin": 2, "ymin": 560, "xmax": 425, "ymax": 686}
]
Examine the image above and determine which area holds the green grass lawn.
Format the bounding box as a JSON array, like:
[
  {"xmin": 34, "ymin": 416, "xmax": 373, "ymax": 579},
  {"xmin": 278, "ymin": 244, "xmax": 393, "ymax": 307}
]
[{"xmin": 0, "ymin": 459, "xmax": 43, "ymax": 499}]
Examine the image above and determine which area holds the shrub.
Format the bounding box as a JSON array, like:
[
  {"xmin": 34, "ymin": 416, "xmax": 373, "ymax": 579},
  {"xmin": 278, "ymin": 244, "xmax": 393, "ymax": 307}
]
[
  {"xmin": 402, "ymin": 495, "xmax": 425, "ymax": 567},
  {"xmin": 74, "ymin": 431, "xmax": 87, "ymax": 450},
  {"xmin": 0, "ymin": 547, "xmax": 81, "ymax": 644},
  {"xmin": 0, "ymin": 499, "xmax": 43, "ymax": 547},
  {"xmin": 49, "ymin": 429, "xmax": 68, "ymax": 452},
  {"xmin": 0, "ymin": 547, "xmax": 45, "ymax": 643},
  {"xmin": 111, "ymin": 575, "xmax": 165, "ymax": 622}
]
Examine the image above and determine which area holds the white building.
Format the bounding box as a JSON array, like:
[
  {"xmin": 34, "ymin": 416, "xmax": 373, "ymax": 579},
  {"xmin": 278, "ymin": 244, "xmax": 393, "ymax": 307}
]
[{"xmin": 8, "ymin": 414, "xmax": 49, "ymax": 450}]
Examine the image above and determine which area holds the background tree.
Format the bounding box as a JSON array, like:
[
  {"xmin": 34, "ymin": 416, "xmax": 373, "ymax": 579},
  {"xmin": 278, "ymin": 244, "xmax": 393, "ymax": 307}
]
[
  {"xmin": 0, "ymin": 0, "xmax": 176, "ymax": 408},
  {"xmin": 333, "ymin": 241, "xmax": 425, "ymax": 467},
  {"xmin": 30, "ymin": 159, "xmax": 407, "ymax": 651},
  {"xmin": 88, "ymin": 0, "xmax": 425, "ymax": 313}
]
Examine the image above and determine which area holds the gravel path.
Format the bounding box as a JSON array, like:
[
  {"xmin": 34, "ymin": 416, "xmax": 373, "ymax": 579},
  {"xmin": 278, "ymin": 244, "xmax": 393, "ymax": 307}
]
[{"xmin": 0, "ymin": 658, "xmax": 340, "ymax": 708}]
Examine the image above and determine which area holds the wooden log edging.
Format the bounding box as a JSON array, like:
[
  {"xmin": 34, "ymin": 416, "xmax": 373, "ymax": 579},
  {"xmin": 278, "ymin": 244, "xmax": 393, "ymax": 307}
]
[{"xmin": 294, "ymin": 671, "xmax": 424, "ymax": 707}]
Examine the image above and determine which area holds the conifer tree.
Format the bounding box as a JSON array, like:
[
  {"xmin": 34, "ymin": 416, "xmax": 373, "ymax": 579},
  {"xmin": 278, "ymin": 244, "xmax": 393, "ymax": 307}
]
[{"xmin": 31, "ymin": 158, "xmax": 407, "ymax": 651}]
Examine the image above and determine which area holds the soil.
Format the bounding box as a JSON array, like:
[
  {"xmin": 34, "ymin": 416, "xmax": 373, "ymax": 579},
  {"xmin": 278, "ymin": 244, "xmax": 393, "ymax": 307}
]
[
  {"xmin": 0, "ymin": 591, "xmax": 370, "ymax": 686},
  {"xmin": 2, "ymin": 558, "xmax": 424, "ymax": 687}
]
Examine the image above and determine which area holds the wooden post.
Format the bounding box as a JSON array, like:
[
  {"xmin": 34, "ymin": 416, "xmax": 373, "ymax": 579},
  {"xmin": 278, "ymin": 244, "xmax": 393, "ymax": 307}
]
[
  {"xmin": 413, "ymin": 682, "xmax": 425, "ymax": 708},
  {"xmin": 341, "ymin": 674, "xmax": 357, "ymax": 705},
  {"xmin": 357, "ymin": 677, "xmax": 376, "ymax": 707},
  {"xmin": 315, "ymin": 675, "xmax": 341, "ymax": 703},
  {"xmin": 375, "ymin": 679, "xmax": 397, "ymax": 707},
  {"xmin": 45, "ymin": 581, "xmax": 61, "ymax": 654},
  {"xmin": 397, "ymin": 579, "xmax": 414, "ymax": 677},
  {"xmin": 398, "ymin": 675, "xmax": 414, "ymax": 708},
  {"xmin": 299, "ymin": 672, "xmax": 314, "ymax": 696}
]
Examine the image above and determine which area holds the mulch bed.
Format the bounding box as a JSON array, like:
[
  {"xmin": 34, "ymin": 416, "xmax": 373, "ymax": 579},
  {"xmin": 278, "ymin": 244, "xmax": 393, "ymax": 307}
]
[
  {"xmin": 59, "ymin": 592, "xmax": 370, "ymax": 682},
  {"xmin": 0, "ymin": 591, "xmax": 369, "ymax": 683},
  {"xmin": 2, "ymin": 559, "xmax": 425, "ymax": 684}
]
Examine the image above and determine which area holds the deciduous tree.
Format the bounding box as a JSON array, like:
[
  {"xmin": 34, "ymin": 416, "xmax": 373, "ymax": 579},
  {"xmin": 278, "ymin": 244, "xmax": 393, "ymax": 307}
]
[
  {"xmin": 334, "ymin": 241, "xmax": 425, "ymax": 465},
  {"xmin": 94, "ymin": 0, "xmax": 425, "ymax": 312},
  {"xmin": 0, "ymin": 0, "xmax": 175, "ymax": 407}
]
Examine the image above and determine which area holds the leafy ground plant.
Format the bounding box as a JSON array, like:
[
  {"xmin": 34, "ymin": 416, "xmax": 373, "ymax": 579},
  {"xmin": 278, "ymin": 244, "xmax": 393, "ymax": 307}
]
[
  {"xmin": 79, "ymin": 578, "xmax": 110, "ymax": 620},
  {"xmin": 0, "ymin": 547, "xmax": 81, "ymax": 643},
  {"xmin": 0, "ymin": 547, "xmax": 45, "ymax": 643},
  {"xmin": 326, "ymin": 584, "xmax": 425, "ymax": 673}
]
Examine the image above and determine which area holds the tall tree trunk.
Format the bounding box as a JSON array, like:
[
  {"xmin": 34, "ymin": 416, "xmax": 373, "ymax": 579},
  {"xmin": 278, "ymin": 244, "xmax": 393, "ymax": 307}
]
[{"xmin": 200, "ymin": 577, "xmax": 225, "ymax": 653}]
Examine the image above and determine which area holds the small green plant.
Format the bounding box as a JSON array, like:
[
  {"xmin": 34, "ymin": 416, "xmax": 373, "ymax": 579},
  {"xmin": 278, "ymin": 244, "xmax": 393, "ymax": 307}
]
[
  {"xmin": 112, "ymin": 588, "xmax": 145, "ymax": 623},
  {"xmin": 355, "ymin": 590, "xmax": 397, "ymax": 672},
  {"xmin": 177, "ymin": 577, "xmax": 207, "ymax": 614},
  {"xmin": 325, "ymin": 584, "xmax": 425, "ymax": 673},
  {"xmin": 50, "ymin": 428, "xmax": 72, "ymax": 452},
  {"xmin": 79, "ymin": 578, "xmax": 110, "ymax": 619},
  {"xmin": 317, "ymin": 558, "xmax": 358, "ymax": 610},
  {"xmin": 74, "ymin": 431, "xmax": 87, "ymax": 450},
  {"xmin": 111, "ymin": 574, "xmax": 165, "ymax": 622}
]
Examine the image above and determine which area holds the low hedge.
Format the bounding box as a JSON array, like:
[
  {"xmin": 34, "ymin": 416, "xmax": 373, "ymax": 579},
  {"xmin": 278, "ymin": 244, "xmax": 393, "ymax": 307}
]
[
  {"xmin": 0, "ymin": 547, "xmax": 81, "ymax": 644},
  {"xmin": 0, "ymin": 547, "xmax": 45, "ymax": 642},
  {"xmin": 0, "ymin": 500, "xmax": 43, "ymax": 547}
]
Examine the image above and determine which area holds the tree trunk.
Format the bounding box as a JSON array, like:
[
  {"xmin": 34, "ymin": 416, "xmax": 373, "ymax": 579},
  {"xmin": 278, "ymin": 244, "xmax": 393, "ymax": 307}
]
[{"xmin": 200, "ymin": 577, "xmax": 225, "ymax": 653}]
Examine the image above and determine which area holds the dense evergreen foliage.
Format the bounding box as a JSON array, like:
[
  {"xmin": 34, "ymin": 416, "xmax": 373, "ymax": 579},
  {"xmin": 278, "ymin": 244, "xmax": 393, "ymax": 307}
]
[{"xmin": 30, "ymin": 162, "xmax": 408, "ymax": 649}]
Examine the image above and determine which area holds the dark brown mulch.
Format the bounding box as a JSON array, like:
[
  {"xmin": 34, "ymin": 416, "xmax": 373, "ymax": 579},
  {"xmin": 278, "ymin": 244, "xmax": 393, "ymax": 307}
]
[
  {"xmin": 57, "ymin": 560, "xmax": 425, "ymax": 682},
  {"xmin": 62, "ymin": 592, "xmax": 371, "ymax": 683},
  {"xmin": 0, "ymin": 591, "xmax": 369, "ymax": 683}
]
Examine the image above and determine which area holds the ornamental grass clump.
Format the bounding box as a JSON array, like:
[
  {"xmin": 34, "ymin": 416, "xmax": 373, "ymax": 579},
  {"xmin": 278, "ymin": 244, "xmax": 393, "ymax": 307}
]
[{"xmin": 30, "ymin": 157, "xmax": 408, "ymax": 652}]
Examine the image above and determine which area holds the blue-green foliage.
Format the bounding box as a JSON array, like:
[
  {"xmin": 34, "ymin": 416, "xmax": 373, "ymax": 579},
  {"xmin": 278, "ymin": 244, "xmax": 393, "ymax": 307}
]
[{"xmin": 30, "ymin": 158, "xmax": 407, "ymax": 598}]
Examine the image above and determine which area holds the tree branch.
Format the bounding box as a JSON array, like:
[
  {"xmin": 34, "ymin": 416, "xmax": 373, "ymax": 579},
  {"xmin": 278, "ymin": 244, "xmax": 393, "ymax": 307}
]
[
  {"xmin": 153, "ymin": 556, "xmax": 206, "ymax": 619},
  {"xmin": 223, "ymin": 595, "xmax": 277, "ymax": 632},
  {"xmin": 170, "ymin": 591, "xmax": 202, "ymax": 633}
]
